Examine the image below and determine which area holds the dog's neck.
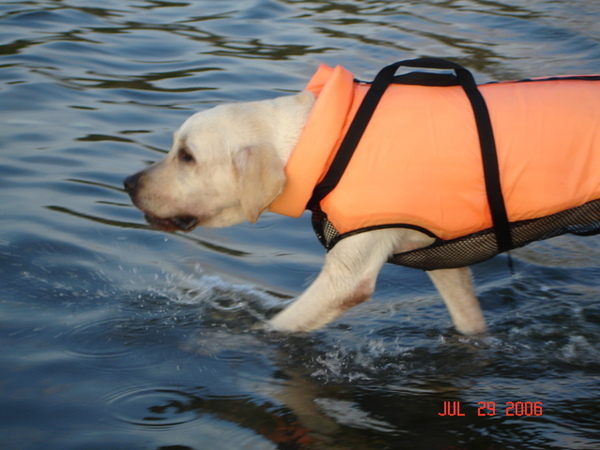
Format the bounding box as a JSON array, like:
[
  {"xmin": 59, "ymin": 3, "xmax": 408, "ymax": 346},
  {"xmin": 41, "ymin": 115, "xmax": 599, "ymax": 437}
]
[{"xmin": 269, "ymin": 91, "xmax": 316, "ymax": 166}]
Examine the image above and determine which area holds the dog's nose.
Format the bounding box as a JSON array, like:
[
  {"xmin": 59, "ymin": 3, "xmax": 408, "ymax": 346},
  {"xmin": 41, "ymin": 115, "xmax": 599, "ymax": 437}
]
[{"xmin": 123, "ymin": 172, "xmax": 141, "ymax": 193}]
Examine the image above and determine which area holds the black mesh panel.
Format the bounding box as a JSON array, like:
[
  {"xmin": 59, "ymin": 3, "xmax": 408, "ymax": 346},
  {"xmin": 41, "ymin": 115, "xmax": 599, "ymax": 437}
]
[{"xmin": 311, "ymin": 198, "xmax": 600, "ymax": 271}]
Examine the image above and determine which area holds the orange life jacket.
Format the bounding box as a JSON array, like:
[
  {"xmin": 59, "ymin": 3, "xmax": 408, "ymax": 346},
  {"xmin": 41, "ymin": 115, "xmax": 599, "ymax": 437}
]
[{"xmin": 269, "ymin": 59, "xmax": 600, "ymax": 269}]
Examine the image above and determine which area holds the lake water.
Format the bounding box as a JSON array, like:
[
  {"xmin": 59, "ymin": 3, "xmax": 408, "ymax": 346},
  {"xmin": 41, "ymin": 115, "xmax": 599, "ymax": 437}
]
[{"xmin": 2, "ymin": 1, "xmax": 600, "ymax": 448}]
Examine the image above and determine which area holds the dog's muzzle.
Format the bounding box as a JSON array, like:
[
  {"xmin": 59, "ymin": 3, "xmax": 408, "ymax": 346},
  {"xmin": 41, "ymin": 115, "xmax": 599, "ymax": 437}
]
[{"xmin": 123, "ymin": 172, "xmax": 199, "ymax": 232}]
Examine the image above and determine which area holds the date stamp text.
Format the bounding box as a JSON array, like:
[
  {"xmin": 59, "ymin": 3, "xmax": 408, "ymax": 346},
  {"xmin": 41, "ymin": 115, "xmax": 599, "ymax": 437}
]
[{"xmin": 438, "ymin": 401, "xmax": 543, "ymax": 417}]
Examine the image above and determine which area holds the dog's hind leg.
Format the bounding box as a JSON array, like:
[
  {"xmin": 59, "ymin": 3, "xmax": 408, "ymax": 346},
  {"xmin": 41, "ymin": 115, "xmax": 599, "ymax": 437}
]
[{"xmin": 427, "ymin": 267, "xmax": 487, "ymax": 335}]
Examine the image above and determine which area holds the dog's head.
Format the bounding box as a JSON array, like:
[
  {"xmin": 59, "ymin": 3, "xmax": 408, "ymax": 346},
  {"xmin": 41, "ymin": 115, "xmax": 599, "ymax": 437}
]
[{"xmin": 123, "ymin": 99, "xmax": 294, "ymax": 232}]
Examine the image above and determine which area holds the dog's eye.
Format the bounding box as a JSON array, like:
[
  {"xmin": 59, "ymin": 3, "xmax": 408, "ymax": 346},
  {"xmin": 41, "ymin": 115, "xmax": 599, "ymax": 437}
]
[{"xmin": 178, "ymin": 147, "xmax": 195, "ymax": 163}]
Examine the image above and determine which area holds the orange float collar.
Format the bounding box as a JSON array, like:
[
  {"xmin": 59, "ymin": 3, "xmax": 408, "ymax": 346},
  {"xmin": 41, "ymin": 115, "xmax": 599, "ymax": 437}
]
[{"xmin": 269, "ymin": 58, "xmax": 600, "ymax": 270}]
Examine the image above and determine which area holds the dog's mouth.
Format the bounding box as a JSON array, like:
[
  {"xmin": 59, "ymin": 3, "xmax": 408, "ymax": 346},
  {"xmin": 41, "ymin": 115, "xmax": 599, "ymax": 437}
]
[{"xmin": 144, "ymin": 214, "xmax": 199, "ymax": 232}]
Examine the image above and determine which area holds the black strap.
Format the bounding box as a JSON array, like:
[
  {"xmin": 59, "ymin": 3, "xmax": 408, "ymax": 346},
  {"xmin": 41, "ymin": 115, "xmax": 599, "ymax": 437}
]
[{"xmin": 308, "ymin": 57, "xmax": 513, "ymax": 254}]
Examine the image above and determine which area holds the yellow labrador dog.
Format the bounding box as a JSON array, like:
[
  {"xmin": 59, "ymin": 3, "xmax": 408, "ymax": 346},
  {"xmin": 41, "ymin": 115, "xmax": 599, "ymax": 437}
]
[
  {"xmin": 123, "ymin": 90, "xmax": 486, "ymax": 335},
  {"xmin": 124, "ymin": 58, "xmax": 600, "ymax": 335}
]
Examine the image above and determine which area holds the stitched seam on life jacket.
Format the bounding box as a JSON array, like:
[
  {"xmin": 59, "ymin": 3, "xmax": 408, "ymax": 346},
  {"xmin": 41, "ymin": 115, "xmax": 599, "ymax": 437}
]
[
  {"xmin": 390, "ymin": 198, "xmax": 600, "ymax": 269},
  {"xmin": 485, "ymin": 75, "xmax": 600, "ymax": 85},
  {"xmin": 311, "ymin": 207, "xmax": 440, "ymax": 250}
]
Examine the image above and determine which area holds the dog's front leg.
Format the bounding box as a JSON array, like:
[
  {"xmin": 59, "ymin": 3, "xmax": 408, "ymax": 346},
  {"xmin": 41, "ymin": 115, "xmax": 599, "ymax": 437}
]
[
  {"xmin": 426, "ymin": 267, "xmax": 487, "ymax": 335},
  {"xmin": 268, "ymin": 231, "xmax": 400, "ymax": 332}
]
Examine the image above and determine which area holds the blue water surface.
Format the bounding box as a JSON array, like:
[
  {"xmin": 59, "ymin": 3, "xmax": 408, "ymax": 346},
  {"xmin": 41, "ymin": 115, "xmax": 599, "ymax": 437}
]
[{"xmin": 1, "ymin": 1, "xmax": 600, "ymax": 448}]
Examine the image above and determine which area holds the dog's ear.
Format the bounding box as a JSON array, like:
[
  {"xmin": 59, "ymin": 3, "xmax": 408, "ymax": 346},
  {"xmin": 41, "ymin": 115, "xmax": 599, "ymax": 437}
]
[{"xmin": 233, "ymin": 144, "xmax": 286, "ymax": 223}]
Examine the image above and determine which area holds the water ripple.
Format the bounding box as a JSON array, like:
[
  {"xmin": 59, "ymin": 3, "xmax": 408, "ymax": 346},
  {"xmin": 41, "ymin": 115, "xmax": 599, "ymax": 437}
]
[
  {"xmin": 61, "ymin": 315, "xmax": 148, "ymax": 370},
  {"xmin": 106, "ymin": 386, "xmax": 203, "ymax": 428}
]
